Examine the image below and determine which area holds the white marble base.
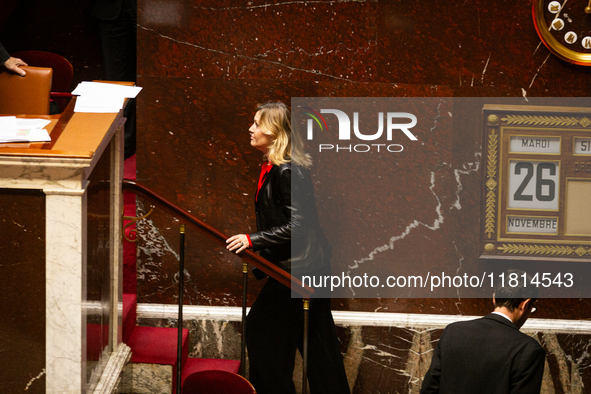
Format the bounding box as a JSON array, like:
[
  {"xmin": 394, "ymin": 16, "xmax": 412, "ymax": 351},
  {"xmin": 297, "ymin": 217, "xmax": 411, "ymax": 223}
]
[
  {"xmin": 94, "ymin": 343, "xmax": 132, "ymax": 394},
  {"xmin": 136, "ymin": 303, "xmax": 591, "ymax": 334},
  {"xmin": 0, "ymin": 155, "xmax": 92, "ymax": 191},
  {"xmin": 135, "ymin": 304, "xmax": 591, "ymax": 394}
]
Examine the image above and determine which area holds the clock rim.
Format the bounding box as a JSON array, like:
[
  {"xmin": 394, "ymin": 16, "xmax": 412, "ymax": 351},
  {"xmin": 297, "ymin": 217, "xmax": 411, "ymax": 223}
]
[{"xmin": 532, "ymin": 0, "xmax": 591, "ymax": 66}]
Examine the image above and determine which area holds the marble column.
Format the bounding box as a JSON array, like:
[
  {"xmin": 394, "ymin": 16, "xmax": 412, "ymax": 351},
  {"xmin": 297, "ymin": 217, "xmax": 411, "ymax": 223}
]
[{"xmin": 45, "ymin": 187, "xmax": 88, "ymax": 393}]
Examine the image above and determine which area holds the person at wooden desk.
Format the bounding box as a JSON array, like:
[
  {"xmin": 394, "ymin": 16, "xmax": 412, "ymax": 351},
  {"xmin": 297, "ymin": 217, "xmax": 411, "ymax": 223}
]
[{"xmin": 0, "ymin": 41, "xmax": 27, "ymax": 76}]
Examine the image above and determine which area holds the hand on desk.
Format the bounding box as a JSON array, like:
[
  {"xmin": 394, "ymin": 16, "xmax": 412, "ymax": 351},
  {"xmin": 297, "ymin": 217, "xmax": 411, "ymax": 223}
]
[{"xmin": 3, "ymin": 56, "xmax": 27, "ymax": 76}]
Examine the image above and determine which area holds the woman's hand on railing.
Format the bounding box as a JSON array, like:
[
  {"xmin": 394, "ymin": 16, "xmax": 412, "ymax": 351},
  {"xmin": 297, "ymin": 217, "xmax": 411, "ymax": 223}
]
[{"xmin": 226, "ymin": 234, "xmax": 250, "ymax": 254}]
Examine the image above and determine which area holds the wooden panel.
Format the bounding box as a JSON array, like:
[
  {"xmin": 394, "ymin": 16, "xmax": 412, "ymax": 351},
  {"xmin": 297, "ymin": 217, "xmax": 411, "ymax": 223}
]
[{"xmin": 565, "ymin": 179, "xmax": 591, "ymax": 235}]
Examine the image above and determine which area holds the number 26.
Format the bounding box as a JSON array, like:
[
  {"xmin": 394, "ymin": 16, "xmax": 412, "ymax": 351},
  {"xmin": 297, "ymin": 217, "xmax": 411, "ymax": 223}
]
[{"xmin": 514, "ymin": 162, "xmax": 556, "ymax": 202}]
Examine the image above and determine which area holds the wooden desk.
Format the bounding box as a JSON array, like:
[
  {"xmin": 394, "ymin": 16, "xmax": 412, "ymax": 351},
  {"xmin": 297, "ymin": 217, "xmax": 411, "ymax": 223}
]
[
  {"xmin": 0, "ymin": 98, "xmax": 129, "ymax": 393},
  {"xmin": 0, "ymin": 100, "xmax": 120, "ymax": 158}
]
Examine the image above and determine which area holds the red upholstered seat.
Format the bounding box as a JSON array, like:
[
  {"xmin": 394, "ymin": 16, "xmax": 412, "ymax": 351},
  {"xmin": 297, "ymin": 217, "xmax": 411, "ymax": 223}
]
[
  {"xmin": 182, "ymin": 370, "xmax": 256, "ymax": 394},
  {"xmin": 181, "ymin": 357, "xmax": 240, "ymax": 387}
]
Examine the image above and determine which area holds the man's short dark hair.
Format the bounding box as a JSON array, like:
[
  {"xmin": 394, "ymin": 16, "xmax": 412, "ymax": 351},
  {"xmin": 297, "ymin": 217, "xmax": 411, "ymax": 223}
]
[{"xmin": 494, "ymin": 269, "xmax": 539, "ymax": 311}]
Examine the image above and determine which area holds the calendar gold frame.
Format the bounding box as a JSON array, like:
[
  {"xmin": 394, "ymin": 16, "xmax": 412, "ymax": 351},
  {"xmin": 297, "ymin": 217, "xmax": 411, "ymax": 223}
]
[{"xmin": 480, "ymin": 105, "xmax": 591, "ymax": 262}]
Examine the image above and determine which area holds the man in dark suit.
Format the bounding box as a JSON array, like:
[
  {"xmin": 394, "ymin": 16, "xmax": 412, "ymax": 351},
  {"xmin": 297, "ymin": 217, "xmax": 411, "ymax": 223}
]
[
  {"xmin": 421, "ymin": 270, "xmax": 545, "ymax": 394},
  {"xmin": 92, "ymin": 0, "xmax": 137, "ymax": 158}
]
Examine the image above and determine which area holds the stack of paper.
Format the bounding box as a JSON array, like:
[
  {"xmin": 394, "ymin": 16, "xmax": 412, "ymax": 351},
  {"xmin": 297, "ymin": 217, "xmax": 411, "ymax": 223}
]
[
  {"xmin": 72, "ymin": 82, "xmax": 142, "ymax": 113},
  {"xmin": 0, "ymin": 116, "xmax": 52, "ymax": 143}
]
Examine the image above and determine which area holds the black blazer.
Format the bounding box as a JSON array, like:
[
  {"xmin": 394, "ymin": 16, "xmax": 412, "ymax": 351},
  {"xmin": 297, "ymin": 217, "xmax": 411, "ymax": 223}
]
[
  {"xmin": 249, "ymin": 163, "xmax": 331, "ymax": 278},
  {"xmin": 421, "ymin": 313, "xmax": 545, "ymax": 394},
  {"xmin": 0, "ymin": 42, "xmax": 9, "ymax": 64},
  {"xmin": 92, "ymin": 0, "xmax": 136, "ymax": 21}
]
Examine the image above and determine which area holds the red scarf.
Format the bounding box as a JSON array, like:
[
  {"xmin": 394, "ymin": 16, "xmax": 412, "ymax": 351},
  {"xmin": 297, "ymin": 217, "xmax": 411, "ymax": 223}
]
[
  {"xmin": 256, "ymin": 161, "xmax": 273, "ymax": 201},
  {"xmin": 248, "ymin": 161, "xmax": 273, "ymax": 248}
]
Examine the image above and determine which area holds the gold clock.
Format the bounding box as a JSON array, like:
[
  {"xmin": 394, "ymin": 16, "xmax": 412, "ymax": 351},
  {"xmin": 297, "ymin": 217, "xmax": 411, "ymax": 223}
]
[{"xmin": 532, "ymin": 0, "xmax": 591, "ymax": 65}]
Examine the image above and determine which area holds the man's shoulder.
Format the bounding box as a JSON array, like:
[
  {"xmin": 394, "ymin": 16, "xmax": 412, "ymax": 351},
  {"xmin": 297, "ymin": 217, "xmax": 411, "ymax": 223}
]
[
  {"xmin": 445, "ymin": 315, "xmax": 492, "ymax": 331},
  {"xmin": 445, "ymin": 314, "xmax": 542, "ymax": 349},
  {"xmin": 438, "ymin": 316, "xmax": 489, "ymax": 342},
  {"xmin": 444, "ymin": 314, "xmax": 518, "ymax": 336}
]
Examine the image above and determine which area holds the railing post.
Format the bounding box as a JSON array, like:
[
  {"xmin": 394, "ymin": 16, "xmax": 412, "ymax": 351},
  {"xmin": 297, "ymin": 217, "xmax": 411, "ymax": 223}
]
[
  {"xmin": 177, "ymin": 224, "xmax": 186, "ymax": 394},
  {"xmin": 240, "ymin": 262, "xmax": 248, "ymax": 376},
  {"xmin": 302, "ymin": 298, "xmax": 310, "ymax": 394}
]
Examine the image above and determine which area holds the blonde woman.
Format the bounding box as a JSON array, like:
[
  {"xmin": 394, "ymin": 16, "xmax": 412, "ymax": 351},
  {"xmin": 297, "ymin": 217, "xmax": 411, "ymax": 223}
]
[{"xmin": 227, "ymin": 101, "xmax": 349, "ymax": 394}]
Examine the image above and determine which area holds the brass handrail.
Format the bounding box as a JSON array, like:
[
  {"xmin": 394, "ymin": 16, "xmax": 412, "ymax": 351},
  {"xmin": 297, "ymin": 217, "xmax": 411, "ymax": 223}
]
[
  {"xmin": 121, "ymin": 179, "xmax": 313, "ymax": 298},
  {"xmin": 122, "ymin": 178, "xmax": 312, "ymax": 391}
]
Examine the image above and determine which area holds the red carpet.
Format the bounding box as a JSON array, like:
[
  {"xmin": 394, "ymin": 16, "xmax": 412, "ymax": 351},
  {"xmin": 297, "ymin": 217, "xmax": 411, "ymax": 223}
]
[
  {"xmin": 122, "ymin": 293, "xmax": 137, "ymax": 344},
  {"xmin": 128, "ymin": 325, "xmax": 189, "ymax": 394},
  {"xmin": 123, "ymin": 154, "xmax": 137, "ymax": 294}
]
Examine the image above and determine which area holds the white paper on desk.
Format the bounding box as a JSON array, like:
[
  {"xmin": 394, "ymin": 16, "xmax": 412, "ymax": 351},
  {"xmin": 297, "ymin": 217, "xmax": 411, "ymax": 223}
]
[
  {"xmin": 0, "ymin": 116, "xmax": 19, "ymax": 136},
  {"xmin": 16, "ymin": 119, "xmax": 51, "ymax": 142},
  {"xmin": 8, "ymin": 128, "xmax": 51, "ymax": 143},
  {"xmin": 72, "ymin": 81, "xmax": 142, "ymax": 98},
  {"xmin": 0, "ymin": 117, "xmax": 51, "ymax": 143},
  {"xmin": 16, "ymin": 118, "xmax": 52, "ymax": 130},
  {"xmin": 74, "ymin": 95, "xmax": 126, "ymax": 113}
]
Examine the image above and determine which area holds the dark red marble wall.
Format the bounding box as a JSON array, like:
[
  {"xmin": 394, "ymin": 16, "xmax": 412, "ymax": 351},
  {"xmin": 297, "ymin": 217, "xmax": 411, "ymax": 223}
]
[
  {"xmin": 0, "ymin": 189, "xmax": 45, "ymax": 393},
  {"xmin": 135, "ymin": 0, "xmax": 591, "ymax": 316}
]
